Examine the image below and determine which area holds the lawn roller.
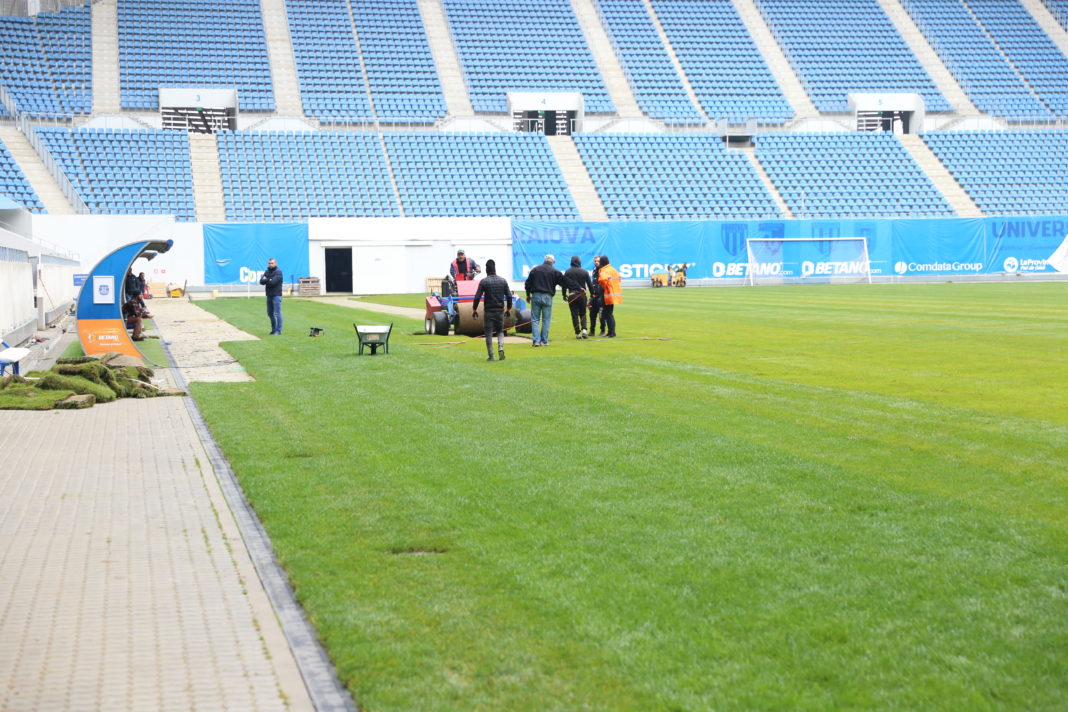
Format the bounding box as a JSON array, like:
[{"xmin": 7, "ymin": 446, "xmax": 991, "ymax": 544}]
[{"xmin": 424, "ymin": 276, "xmax": 531, "ymax": 336}]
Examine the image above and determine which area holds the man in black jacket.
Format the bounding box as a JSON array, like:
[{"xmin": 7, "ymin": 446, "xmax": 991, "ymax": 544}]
[
  {"xmin": 563, "ymin": 255, "xmax": 593, "ymax": 339},
  {"xmin": 524, "ymin": 254, "xmax": 575, "ymax": 347},
  {"xmin": 259, "ymin": 257, "xmax": 283, "ymax": 335},
  {"xmin": 471, "ymin": 259, "xmax": 512, "ymax": 361}
]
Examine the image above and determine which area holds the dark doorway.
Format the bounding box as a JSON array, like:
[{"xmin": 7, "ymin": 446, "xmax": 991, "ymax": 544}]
[
  {"xmin": 325, "ymin": 247, "xmax": 352, "ymax": 293},
  {"xmin": 544, "ymin": 110, "xmax": 557, "ymax": 135}
]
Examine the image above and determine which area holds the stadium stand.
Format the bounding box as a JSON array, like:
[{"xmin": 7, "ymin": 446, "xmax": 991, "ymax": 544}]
[
  {"xmin": 36, "ymin": 128, "xmax": 196, "ymax": 221},
  {"xmin": 573, "ymin": 133, "xmax": 780, "ymax": 220},
  {"xmin": 351, "ymin": 0, "xmax": 447, "ymax": 123},
  {"xmin": 1045, "ymin": 0, "xmax": 1068, "ymax": 30},
  {"xmin": 118, "ymin": 0, "xmax": 275, "ymax": 111},
  {"xmin": 0, "ymin": 137, "xmax": 46, "ymax": 213},
  {"xmin": 922, "ymin": 129, "xmax": 1068, "ymax": 215},
  {"xmin": 595, "ymin": 0, "xmax": 705, "ymax": 125},
  {"xmin": 285, "ymin": 0, "xmax": 373, "ymax": 122},
  {"xmin": 754, "ymin": 132, "xmax": 955, "ymax": 218},
  {"xmin": 650, "ymin": 0, "xmax": 793, "ymax": 124},
  {"xmin": 442, "ymin": 0, "xmax": 615, "ymax": 114},
  {"xmin": 217, "ymin": 131, "xmax": 398, "ymax": 220},
  {"xmin": 384, "ymin": 132, "xmax": 579, "ymax": 219},
  {"xmin": 752, "ymin": 0, "xmax": 950, "ymax": 113},
  {"xmin": 963, "ymin": 0, "xmax": 1068, "ymax": 118},
  {"xmin": 0, "ymin": 3, "xmax": 91, "ymax": 118},
  {"xmin": 900, "ymin": 0, "xmax": 1053, "ymax": 120}
]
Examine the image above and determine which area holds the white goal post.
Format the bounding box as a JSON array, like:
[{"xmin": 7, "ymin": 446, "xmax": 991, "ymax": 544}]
[{"xmin": 745, "ymin": 237, "xmax": 872, "ymax": 286}]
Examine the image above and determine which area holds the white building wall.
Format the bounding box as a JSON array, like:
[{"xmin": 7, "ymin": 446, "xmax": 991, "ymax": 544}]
[
  {"xmin": 0, "ymin": 251, "xmax": 35, "ymax": 343},
  {"xmin": 31, "ymin": 214, "xmax": 204, "ymax": 289}
]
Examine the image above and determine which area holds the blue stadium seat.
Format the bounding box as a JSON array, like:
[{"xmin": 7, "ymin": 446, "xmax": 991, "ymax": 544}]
[
  {"xmin": 36, "ymin": 128, "xmax": 196, "ymax": 221},
  {"xmin": 0, "ymin": 3, "xmax": 91, "ymax": 118},
  {"xmin": 651, "ymin": 0, "xmax": 793, "ymax": 124},
  {"xmin": 1045, "ymin": 0, "xmax": 1068, "ymax": 30},
  {"xmin": 351, "ymin": 0, "xmax": 447, "ymax": 124},
  {"xmin": 574, "ymin": 133, "xmax": 780, "ymax": 220},
  {"xmin": 755, "ymin": 132, "xmax": 954, "ymax": 218},
  {"xmin": 385, "ymin": 133, "xmax": 579, "ymax": 219},
  {"xmin": 217, "ymin": 131, "xmax": 399, "ymax": 220},
  {"xmin": 596, "ymin": 0, "xmax": 705, "ymax": 125},
  {"xmin": 753, "ymin": 0, "xmax": 950, "ymax": 114},
  {"xmin": 923, "ymin": 129, "xmax": 1068, "ymax": 215},
  {"xmin": 442, "ymin": 0, "xmax": 615, "ymax": 114},
  {"xmin": 118, "ymin": 0, "xmax": 275, "ymax": 111},
  {"xmin": 0, "ymin": 136, "xmax": 47, "ymax": 213},
  {"xmin": 901, "ymin": 0, "xmax": 1060, "ymax": 120}
]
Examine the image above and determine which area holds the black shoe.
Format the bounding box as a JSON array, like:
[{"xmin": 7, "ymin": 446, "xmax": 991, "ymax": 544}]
[
  {"xmin": 487, "ymin": 356, "xmax": 495, "ymax": 361},
  {"xmin": 607, "ymin": 333, "xmax": 616, "ymax": 338},
  {"xmin": 498, "ymin": 349, "xmax": 505, "ymax": 360},
  {"xmin": 131, "ymin": 336, "xmax": 146, "ymax": 341}
]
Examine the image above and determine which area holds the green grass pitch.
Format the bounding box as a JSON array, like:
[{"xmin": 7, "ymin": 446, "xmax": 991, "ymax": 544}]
[{"xmin": 193, "ymin": 282, "xmax": 1068, "ymax": 712}]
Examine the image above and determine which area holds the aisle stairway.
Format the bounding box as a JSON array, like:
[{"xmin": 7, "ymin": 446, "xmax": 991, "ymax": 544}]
[
  {"xmin": 260, "ymin": 0, "xmax": 304, "ymax": 115},
  {"xmin": 417, "ymin": 0, "xmax": 473, "ymax": 116},
  {"xmin": 898, "ymin": 134, "xmax": 982, "ymax": 217},
  {"xmin": 877, "ymin": 0, "xmax": 978, "ymax": 115},
  {"xmin": 571, "ymin": 0, "xmax": 642, "ymax": 118},
  {"xmin": 188, "ymin": 133, "xmax": 226, "ymax": 223},
  {"xmin": 730, "ymin": 0, "xmax": 819, "ymax": 119},
  {"xmin": 91, "ymin": 0, "xmax": 120, "ymax": 114},
  {"xmin": 547, "ymin": 136, "xmax": 608, "ymax": 222},
  {"xmin": 0, "ymin": 127, "xmax": 75, "ymax": 214}
]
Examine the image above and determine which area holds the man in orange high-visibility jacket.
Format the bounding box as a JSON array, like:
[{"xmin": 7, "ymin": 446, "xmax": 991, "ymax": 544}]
[{"xmin": 597, "ymin": 254, "xmax": 622, "ymax": 338}]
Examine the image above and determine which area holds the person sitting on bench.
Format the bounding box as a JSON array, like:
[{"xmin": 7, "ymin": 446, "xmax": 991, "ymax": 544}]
[{"xmin": 122, "ymin": 294, "xmax": 146, "ymax": 342}]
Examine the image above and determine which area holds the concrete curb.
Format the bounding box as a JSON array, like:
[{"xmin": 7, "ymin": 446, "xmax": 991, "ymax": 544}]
[{"xmin": 160, "ymin": 340, "xmax": 358, "ymax": 712}]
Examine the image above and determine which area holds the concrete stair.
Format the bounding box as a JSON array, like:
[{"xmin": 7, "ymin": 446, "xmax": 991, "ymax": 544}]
[
  {"xmin": 898, "ymin": 134, "xmax": 983, "ymax": 217},
  {"xmin": 1018, "ymin": 0, "xmax": 1068, "ymax": 58},
  {"xmin": 376, "ymin": 133, "xmax": 406, "ymax": 217},
  {"xmin": 739, "ymin": 146, "xmax": 793, "ymax": 218},
  {"xmin": 730, "ymin": 0, "xmax": 819, "ymax": 119},
  {"xmin": 188, "ymin": 133, "xmax": 227, "ymax": 223},
  {"xmin": 260, "ymin": 0, "xmax": 304, "ymax": 115},
  {"xmin": 571, "ymin": 0, "xmax": 642, "ymax": 118},
  {"xmin": 91, "ymin": 0, "xmax": 121, "ymax": 114},
  {"xmin": 640, "ymin": 0, "xmax": 709, "ymax": 123},
  {"xmin": 417, "ymin": 0, "xmax": 473, "ymax": 116},
  {"xmin": 0, "ymin": 127, "xmax": 75, "ymax": 215},
  {"xmin": 877, "ymin": 0, "xmax": 978, "ymax": 115},
  {"xmin": 546, "ymin": 136, "xmax": 608, "ymax": 221}
]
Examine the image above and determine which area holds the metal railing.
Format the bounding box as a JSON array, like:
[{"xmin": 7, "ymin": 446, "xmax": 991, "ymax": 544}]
[
  {"xmin": 0, "ymin": 83, "xmax": 89, "ymax": 214},
  {"xmin": 0, "ymin": 0, "xmax": 84, "ymax": 16}
]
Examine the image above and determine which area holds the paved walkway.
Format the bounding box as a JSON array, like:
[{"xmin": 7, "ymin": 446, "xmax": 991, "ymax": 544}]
[
  {"xmin": 151, "ymin": 299, "xmax": 258, "ymax": 383},
  {"xmin": 0, "ymin": 299, "xmax": 325, "ymax": 711}
]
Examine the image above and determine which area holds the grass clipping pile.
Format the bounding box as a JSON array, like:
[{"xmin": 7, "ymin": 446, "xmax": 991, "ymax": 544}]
[{"xmin": 0, "ymin": 353, "xmax": 185, "ymax": 410}]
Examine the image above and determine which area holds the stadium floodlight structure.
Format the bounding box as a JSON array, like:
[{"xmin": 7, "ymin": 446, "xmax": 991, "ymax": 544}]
[{"xmin": 746, "ymin": 237, "xmax": 872, "ymax": 286}]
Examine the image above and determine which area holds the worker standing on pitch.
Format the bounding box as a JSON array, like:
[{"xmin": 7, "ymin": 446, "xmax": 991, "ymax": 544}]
[
  {"xmin": 450, "ymin": 249, "xmax": 481, "ymax": 281},
  {"xmin": 588, "ymin": 255, "xmax": 606, "ymax": 336},
  {"xmin": 563, "ymin": 255, "xmax": 593, "ymax": 339},
  {"xmin": 597, "ymin": 254, "xmax": 621, "ymax": 338},
  {"xmin": 471, "ymin": 259, "xmax": 512, "ymax": 362},
  {"xmin": 524, "ymin": 254, "xmax": 575, "ymax": 347}
]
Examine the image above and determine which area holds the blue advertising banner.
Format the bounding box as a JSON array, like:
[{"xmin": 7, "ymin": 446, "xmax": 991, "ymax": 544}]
[
  {"xmin": 203, "ymin": 223, "xmax": 309, "ymax": 285},
  {"xmin": 512, "ymin": 216, "xmax": 1068, "ymax": 280}
]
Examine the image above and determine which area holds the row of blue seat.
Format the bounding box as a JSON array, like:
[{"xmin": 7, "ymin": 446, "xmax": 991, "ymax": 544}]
[{"xmin": 7, "ymin": 128, "xmax": 1068, "ymax": 221}]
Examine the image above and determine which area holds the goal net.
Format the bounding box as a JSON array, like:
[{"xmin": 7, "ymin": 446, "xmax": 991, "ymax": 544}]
[{"xmin": 746, "ymin": 237, "xmax": 872, "ymax": 286}]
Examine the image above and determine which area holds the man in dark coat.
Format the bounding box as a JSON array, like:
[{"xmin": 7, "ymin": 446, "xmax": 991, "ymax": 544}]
[
  {"xmin": 563, "ymin": 255, "xmax": 593, "ymax": 339},
  {"xmin": 471, "ymin": 259, "xmax": 512, "ymax": 361},
  {"xmin": 259, "ymin": 257, "xmax": 283, "ymax": 335},
  {"xmin": 523, "ymin": 254, "xmax": 575, "ymax": 347}
]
